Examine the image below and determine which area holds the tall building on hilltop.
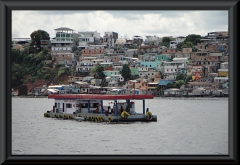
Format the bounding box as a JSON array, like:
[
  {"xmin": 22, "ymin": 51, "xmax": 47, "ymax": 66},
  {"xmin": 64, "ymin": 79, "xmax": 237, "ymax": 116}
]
[{"xmin": 51, "ymin": 27, "xmax": 77, "ymax": 67}]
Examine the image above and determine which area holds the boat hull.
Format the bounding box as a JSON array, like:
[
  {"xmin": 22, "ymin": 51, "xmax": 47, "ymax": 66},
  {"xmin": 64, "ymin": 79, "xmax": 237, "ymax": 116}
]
[{"xmin": 44, "ymin": 112, "xmax": 157, "ymax": 122}]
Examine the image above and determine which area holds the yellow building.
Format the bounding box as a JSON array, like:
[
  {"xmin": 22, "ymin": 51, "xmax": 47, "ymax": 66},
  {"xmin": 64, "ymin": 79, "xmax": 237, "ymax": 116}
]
[{"xmin": 218, "ymin": 69, "xmax": 228, "ymax": 77}]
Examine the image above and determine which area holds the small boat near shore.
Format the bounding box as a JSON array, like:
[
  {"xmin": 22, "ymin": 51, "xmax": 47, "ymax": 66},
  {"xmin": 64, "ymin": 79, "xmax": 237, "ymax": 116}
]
[{"xmin": 44, "ymin": 94, "xmax": 157, "ymax": 123}]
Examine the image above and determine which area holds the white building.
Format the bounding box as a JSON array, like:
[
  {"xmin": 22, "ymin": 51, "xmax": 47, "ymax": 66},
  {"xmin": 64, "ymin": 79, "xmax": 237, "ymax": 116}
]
[
  {"xmin": 76, "ymin": 60, "xmax": 94, "ymax": 74},
  {"xmin": 51, "ymin": 27, "xmax": 77, "ymax": 67},
  {"xmin": 220, "ymin": 62, "xmax": 228, "ymax": 69},
  {"xmin": 138, "ymin": 67, "xmax": 159, "ymax": 78},
  {"xmin": 115, "ymin": 38, "xmax": 126, "ymax": 46},
  {"xmin": 160, "ymin": 61, "xmax": 185, "ymax": 75},
  {"xmin": 103, "ymin": 32, "xmax": 118, "ymax": 48},
  {"xmin": 214, "ymin": 77, "xmax": 228, "ymax": 84},
  {"xmin": 78, "ymin": 31, "xmax": 101, "ymax": 45},
  {"xmin": 170, "ymin": 36, "xmax": 186, "ymax": 49},
  {"xmin": 145, "ymin": 35, "xmax": 162, "ymax": 45},
  {"xmin": 107, "ymin": 75, "xmax": 124, "ymax": 87},
  {"xmin": 172, "ymin": 57, "xmax": 188, "ymax": 63}
]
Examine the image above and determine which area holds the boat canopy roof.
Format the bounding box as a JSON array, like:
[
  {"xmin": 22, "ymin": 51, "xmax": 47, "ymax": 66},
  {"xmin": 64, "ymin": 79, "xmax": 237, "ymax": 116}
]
[
  {"xmin": 47, "ymin": 89, "xmax": 59, "ymax": 93},
  {"xmin": 48, "ymin": 94, "xmax": 154, "ymax": 100}
]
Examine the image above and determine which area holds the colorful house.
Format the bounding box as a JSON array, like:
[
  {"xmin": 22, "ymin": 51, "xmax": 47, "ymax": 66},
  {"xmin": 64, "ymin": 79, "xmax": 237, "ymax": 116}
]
[
  {"xmin": 130, "ymin": 67, "xmax": 139, "ymax": 76},
  {"xmin": 103, "ymin": 70, "xmax": 120, "ymax": 77},
  {"xmin": 217, "ymin": 69, "xmax": 228, "ymax": 77}
]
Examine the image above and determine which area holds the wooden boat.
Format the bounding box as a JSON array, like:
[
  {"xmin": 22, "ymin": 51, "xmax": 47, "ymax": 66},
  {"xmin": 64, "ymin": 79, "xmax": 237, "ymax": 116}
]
[{"xmin": 44, "ymin": 94, "xmax": 157, "ymax": 123}]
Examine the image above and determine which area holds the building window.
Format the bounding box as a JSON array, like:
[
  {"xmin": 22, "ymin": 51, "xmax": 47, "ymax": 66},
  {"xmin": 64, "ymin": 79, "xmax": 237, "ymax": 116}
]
[{"xmin": 66, "ymin": 103, "xmax": 72, "ymax": 108}]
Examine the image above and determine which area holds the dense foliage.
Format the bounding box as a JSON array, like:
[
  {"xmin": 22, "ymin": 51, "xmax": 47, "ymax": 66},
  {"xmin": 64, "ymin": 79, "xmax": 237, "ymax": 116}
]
[
  {"xmin": 12, "ymin": 63, "xmax": 24, "ymax": 87},
  {"xmin": 30, "ymin": 29, "xmax": 50, "ymax": 50},
  {"xmin": 176, "ymin": 34, "xmax": 202, "ymax": 51},
  {"xmin": 11, "ymin": 48, "xmax": 53, "ymax": 88},
  {"xmin": 161, "ymin": 37, "xmax": 173, "ymax": 47},
  {"xmin": 121, "ymin": 64, "xmax": 131, "ymax": 82},
  {"xmin": 165, "ymin": 73, "xmax": 193, "ymax": 89},
  {"xmin": 90, "ymin": 65, "xmax": 105, "ymax": 79}
]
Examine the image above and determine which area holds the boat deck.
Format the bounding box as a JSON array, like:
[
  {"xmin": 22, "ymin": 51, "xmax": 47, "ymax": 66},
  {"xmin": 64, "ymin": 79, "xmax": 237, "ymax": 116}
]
[{"xmin": 44, "ymin": 111, "xmax": 157, "ymax": 122}]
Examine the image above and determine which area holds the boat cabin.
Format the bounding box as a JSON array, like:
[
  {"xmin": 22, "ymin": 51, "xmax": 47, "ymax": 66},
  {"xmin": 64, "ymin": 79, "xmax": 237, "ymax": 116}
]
[{"xmin": 48, "ymin": 94, "xmax": 153, "ymax": 115}]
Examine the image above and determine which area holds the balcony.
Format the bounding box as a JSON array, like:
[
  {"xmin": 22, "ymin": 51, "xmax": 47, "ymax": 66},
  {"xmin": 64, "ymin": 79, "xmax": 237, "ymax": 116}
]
[{"xmin": 51, "ymin": 40, "xmax": 73, "ymax": 44}]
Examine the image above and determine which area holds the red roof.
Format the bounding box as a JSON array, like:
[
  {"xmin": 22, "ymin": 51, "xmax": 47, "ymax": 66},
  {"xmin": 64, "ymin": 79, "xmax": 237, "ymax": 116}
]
[{"xmin": 48, "ymin": 94, "xmax": 154, "ymax": 100}]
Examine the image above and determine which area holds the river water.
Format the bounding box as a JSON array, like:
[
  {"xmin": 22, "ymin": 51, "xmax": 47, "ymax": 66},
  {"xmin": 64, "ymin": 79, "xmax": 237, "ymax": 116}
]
[{"xmin": 12, "ymin": 97, "xmax": 228, "ymax": 155}]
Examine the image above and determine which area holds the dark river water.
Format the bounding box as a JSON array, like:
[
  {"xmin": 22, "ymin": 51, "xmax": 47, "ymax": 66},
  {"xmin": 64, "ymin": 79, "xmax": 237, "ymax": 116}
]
[{"xmin": 12, "ymin": 97, "xmax": 228, "ymax": 155}]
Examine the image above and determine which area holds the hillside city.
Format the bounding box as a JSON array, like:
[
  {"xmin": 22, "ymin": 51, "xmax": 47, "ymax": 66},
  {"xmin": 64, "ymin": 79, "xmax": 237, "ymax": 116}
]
[{"xmin": 12, "ymin": 27, "xmax": 229, "ymax": 97}]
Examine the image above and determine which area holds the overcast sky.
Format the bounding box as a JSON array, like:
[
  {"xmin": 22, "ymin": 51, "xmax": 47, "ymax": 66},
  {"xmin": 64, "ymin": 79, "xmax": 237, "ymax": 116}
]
[{"xmin": 12, "ymin": 10, "xmax": 228, "ymax": 40}]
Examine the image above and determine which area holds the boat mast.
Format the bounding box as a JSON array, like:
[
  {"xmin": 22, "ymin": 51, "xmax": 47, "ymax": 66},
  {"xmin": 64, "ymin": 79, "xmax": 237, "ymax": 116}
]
[{"xmin": 133, "ymin": 82, "xmax": 135, "ymax": 97}]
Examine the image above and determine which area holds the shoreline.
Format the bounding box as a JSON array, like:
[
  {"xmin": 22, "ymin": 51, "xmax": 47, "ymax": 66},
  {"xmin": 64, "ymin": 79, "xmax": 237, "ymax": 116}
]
[{"xmin": 11, "ymin": 95, "xmax": 228, "ymax": 98}]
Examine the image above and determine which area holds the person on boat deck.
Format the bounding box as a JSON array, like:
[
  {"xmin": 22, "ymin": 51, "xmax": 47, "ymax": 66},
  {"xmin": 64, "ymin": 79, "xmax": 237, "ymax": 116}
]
[
  {"xmin": 105, "ymin": 106, "xmax": 110, "ymax": 116},
  {"xmin": 146, "ymin": 108, "xmax": 149, "ymax": 112},
  {"xmin": 112, "ymin": 105, "xmax": 115, "ymax": 114},
  {"xmin": 94, "ymin": 106, "xmax": 99, "ymax": 113},
  {"xmin": 120, "ymin": 106, "xmax": 123, "ymax": 113},
  {"xmin": 78, "ymin": 104, "xmax": 81, "ymax": 113},
  {"xmin": 126, "ymin": 105, "xmax": 130, "ymax": 112}
]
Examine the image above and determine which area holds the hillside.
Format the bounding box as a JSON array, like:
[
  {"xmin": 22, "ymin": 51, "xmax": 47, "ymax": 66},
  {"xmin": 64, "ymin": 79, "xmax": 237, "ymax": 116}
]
[
  {"xmin": 11, "ymin": 48, "xmax": 72, "ymax": 92},
  {"xmin": 16, "ymin": 74, "xmax": 70, "ymax": 93}
]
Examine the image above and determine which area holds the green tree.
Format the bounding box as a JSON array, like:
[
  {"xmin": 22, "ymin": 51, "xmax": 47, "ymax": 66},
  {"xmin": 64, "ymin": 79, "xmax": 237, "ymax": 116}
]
[
  {"xmin": 185, "ymin": 75, "xmax": 192, "ymax": 83},
  {"xmin": 176, "ymin": 41, "xmax": 194, "ymax": 51},
  {"xmin": 90, "ymin": 65, "xmax": 105, "ymax": 79},
  {"xmin": 161, "ymin": 37, "xmax": 172, "ymax": 48},
  {"xmin": 175, "ymin": 80, "xmax": 185, "ymax": 88},
  {"xmin": 11, "ymin": 49, "xmax": 21, "ymax": 64},
  {"xmin": 166, "ymin": 83, "xmax": 175, "ymax": 89},
  {"xmin": 122, "ymin": 64, "xmax": 131, "ymax": 81},
  {"xmin": 11, "ymin": 63, "xmax": 24, "ymax": 87},
  {"xmin": 176, "ymin": 42, "xmax": 184, "ymax": 51},
  {"xmin": 182, "ymin": 42, "xmax": 193, "ymax": 48},
  {"xmin": 176, "ymin": 34, "xmax": 202, "ymax": 51},
  {"xmin": 30, "ymin": 29, "xmax": 50, "ymax": 50},
  {"xmin": 56, "ymin": 67, "xmax": 70, "ymax": 78},
  {"xmin": 176, "ymin": 73, "xmax": 185, "ymax": 81},
  {"xmin": 185, "ymin": 34, "xmax": 202, "ymax": 45}
]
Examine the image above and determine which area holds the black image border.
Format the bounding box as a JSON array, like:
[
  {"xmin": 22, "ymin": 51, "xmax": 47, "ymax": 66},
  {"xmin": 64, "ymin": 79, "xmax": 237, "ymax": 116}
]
[{"xmin": 0, "ymin": 0, "xmax": 239, "ymax": 164}]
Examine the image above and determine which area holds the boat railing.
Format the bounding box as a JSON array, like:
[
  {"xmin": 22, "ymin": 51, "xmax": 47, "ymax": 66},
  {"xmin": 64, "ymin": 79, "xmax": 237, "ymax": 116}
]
[{"xmin": 55, "ymin": 108, "xmax": 63, "ymax": 113}]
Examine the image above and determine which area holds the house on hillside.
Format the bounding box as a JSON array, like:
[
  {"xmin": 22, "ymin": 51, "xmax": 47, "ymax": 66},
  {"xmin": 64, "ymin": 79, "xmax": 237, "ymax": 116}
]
[
  {"xmin": 164, "ymin": 88, "xmax": 183, "ymax": 97},
  {"xmin": 51, "ymin": 27, "xmax": 77, "ymax": 67}
]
